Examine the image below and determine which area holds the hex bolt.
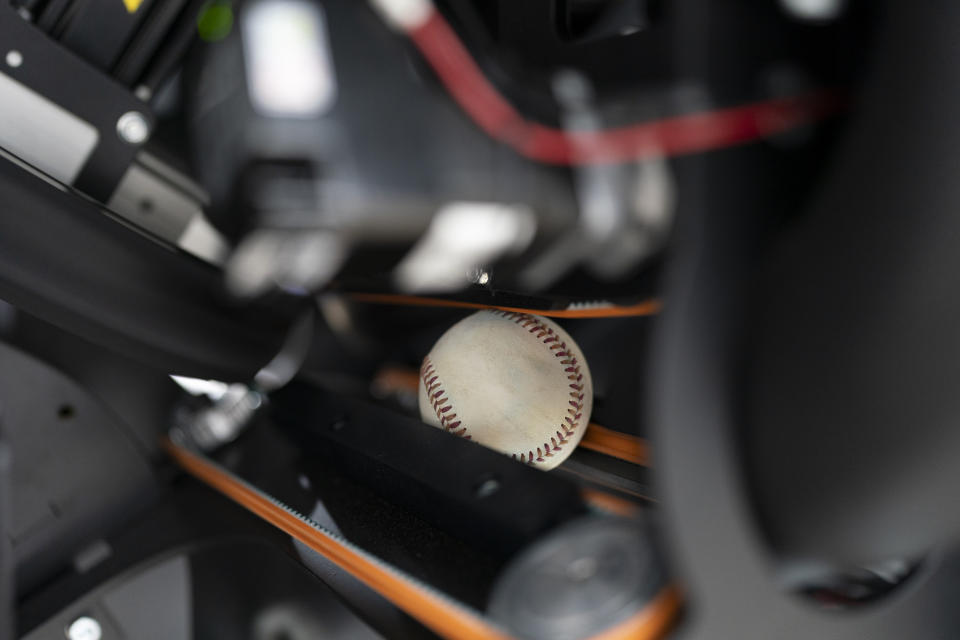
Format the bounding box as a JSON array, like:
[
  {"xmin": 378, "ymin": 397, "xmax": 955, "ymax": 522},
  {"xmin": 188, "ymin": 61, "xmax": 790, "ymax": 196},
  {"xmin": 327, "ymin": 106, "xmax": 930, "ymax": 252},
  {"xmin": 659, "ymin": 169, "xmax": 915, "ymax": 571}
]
[
  {"xmin": 116, "ymin": 111, "xmax": 150, "ymax": 144},
  {"xmin": 5, "ymin": 50, "xmax": 23, "ymax": 68},
  {"xmin": 65, "ymin": 616, "xmax": 102, "ymax": 640}
]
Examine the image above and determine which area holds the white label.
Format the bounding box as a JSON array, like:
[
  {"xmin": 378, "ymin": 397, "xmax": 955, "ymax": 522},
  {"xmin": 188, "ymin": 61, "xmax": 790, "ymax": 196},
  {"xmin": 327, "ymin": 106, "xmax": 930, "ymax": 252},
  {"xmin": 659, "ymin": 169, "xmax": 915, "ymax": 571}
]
[{"xmin": 242, "ymin": 0, "xmax": 337, "ymax": 118}]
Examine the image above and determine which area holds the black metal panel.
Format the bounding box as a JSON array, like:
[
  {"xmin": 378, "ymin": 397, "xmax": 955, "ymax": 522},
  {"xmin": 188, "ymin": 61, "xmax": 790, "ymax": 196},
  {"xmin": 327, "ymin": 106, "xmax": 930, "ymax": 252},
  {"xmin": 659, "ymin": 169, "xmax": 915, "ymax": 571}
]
[
  {"xmin": 218, "ymin": 416, "xmax": 509, "ymax": 611},
  {"xmin": 271, "ymin": 383, "xmax": 588, "ymax": 557},
  {"xmin": 0, "ymin": 156, "xmax": 299, "ymax": 380},
  {"xmin": 0, "ymin": 5, "xmax": 154, "ymax": 200},
  {"xmin": 0, "ymin": 341, "xmax": 158, "ymax": 593},
  {"xmin": 6, "ymin": 310, "xmax": 182, "ymax": 456}
]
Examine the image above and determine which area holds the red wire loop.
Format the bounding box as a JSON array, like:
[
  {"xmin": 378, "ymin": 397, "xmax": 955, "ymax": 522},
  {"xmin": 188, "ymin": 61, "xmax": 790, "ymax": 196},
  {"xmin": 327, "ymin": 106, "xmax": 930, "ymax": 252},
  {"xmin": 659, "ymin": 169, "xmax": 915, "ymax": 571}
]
[{"xmin": 409, "ymin": 10, "xmax": 846, "ymax": 165}]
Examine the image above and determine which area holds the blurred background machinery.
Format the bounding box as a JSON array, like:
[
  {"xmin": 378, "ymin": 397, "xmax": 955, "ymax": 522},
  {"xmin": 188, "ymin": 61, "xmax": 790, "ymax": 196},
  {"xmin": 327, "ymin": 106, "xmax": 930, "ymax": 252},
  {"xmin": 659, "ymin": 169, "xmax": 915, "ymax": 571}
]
[{"xmin": 4, "ymin": 0, "xmax": 960, "ymax": 639}]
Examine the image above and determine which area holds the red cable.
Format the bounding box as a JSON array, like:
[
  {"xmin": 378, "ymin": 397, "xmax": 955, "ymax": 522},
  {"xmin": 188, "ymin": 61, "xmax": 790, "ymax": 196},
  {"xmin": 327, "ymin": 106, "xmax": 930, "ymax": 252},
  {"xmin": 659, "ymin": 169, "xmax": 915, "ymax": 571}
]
[{"xmin": 408, "ymin": 10, "xmax": 846, "ymax": 165}]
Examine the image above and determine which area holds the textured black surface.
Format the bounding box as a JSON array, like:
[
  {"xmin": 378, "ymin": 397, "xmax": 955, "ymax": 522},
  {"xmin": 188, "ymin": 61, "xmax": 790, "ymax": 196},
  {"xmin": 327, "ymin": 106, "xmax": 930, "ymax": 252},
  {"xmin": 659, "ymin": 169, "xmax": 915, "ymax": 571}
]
[
  {"xmin": 270, "ymin": 384, "xmax": 587, "ymax": 559},
  {"xmin": 215, "ymin": 415, "xmax": 508, "ymax": 612}
]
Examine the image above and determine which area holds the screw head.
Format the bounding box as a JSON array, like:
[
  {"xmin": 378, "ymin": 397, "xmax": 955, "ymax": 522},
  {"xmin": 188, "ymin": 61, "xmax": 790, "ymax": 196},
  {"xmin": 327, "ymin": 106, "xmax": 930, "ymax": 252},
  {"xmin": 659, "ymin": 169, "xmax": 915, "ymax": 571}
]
[
  {"xmin": 66, "ymin": 616, "xmax": 102, "ymax": 640},
  {"xmin": 116, "ymin": 111, "xmax": 150, "ymax": 144},
  {"xmin": 565, "ymin": 556, "xmax": 599, "ymax": 582},
  {"xmin": 133, "ymin": 84, "xmax": 152, "ymax": 102},
  {"xmin": 474, "ymin": 477, "xmax": 501, "ymax": 499},
  {"xmin": 5, "ymin": 50, "xmax": 23, "ymax": 68}
]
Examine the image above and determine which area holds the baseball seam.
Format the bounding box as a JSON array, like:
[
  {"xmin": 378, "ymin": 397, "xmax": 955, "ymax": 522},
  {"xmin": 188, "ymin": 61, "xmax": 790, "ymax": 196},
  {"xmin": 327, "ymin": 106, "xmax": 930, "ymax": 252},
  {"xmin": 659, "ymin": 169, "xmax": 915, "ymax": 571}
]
[
  {"xmin": 420, "ymin": 311, "xmax": 585, "ymax": 466},
  {"xmin": 421, "ymin": 355, "xmax": 470, "ymax": 439}
]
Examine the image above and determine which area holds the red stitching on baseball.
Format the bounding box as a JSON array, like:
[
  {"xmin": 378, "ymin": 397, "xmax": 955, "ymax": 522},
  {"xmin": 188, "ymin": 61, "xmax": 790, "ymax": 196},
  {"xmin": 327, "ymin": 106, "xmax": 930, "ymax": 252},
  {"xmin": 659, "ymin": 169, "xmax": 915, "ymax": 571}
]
[
  {"xmin": 492, "ymin": 310, "xmax": 585, "ymax": 466},
  {"xmin": 421, "ymin": 356, "xmax": 468, "ymax": 438}
]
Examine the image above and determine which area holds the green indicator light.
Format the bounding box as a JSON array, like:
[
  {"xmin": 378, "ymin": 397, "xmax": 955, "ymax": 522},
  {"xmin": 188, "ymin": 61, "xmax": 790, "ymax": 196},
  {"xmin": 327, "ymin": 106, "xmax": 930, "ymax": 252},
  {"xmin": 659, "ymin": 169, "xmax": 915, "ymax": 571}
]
[{"xmin": 197, "ymin": 1, "xmax": 234, "ymax": 43}]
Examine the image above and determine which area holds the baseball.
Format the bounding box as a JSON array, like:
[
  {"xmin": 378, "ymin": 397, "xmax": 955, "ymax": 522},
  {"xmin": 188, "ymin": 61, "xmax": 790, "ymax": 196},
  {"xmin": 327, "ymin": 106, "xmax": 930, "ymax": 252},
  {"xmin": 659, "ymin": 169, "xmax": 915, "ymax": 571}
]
[{"xmin": 418, "ymin": 310, "xmax": 593, "ymax": 470}]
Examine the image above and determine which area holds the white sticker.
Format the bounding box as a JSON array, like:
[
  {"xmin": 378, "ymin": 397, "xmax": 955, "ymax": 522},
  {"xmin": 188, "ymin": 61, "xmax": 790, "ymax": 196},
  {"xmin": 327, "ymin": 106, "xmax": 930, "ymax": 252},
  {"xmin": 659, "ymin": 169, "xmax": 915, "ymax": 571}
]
[{"xmin": 242, "ymin": 0, "xmax": 337, "ymax": 118}]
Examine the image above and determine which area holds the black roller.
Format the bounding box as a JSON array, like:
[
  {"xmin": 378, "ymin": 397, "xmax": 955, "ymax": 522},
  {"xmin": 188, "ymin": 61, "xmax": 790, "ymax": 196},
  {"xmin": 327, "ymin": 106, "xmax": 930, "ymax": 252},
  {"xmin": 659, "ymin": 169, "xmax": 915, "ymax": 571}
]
[
  {"xmin": 488, "ymin": 516, "xmax": 667, "ymax": 640},
  {"xmin": 748, "ymin": 1, "xmax": 960, "ymax": 565}
]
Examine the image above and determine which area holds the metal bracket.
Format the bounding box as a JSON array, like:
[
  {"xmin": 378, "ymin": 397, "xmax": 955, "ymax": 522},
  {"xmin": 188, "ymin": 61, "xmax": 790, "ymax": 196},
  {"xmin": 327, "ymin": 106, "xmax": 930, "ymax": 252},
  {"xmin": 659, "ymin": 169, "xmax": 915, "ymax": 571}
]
[{"xmin": 0, "ymin": 5, "xmax": 155, "ymax": 202}]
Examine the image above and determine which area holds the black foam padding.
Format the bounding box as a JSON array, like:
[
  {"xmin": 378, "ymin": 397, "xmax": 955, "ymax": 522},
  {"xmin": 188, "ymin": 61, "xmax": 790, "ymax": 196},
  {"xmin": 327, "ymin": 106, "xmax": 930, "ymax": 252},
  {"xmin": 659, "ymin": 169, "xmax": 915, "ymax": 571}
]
[{"xmin": 271, "ymin": 383, "xmax": 587, "ymax": 558}]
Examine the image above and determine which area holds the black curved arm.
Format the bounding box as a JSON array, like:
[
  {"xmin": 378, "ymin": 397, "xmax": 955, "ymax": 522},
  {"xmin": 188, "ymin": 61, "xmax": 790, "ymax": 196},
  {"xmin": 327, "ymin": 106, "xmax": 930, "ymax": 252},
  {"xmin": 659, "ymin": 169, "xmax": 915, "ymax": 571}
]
[{"xmin": 0, "ymin": 157, "xmax": 300, "ymax": 380}]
